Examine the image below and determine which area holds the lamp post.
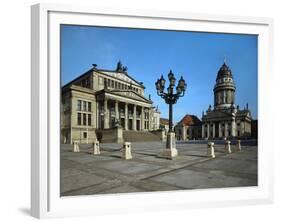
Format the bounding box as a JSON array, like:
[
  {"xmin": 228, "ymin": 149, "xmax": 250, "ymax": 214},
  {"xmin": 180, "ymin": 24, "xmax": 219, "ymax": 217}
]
[{"xmin": 155, "ymin": 70, "xmax": 187, "ymax": 159}]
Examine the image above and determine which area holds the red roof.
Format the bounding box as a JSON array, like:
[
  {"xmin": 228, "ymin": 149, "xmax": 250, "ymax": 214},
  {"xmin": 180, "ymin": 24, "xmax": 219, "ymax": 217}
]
[
  {"xmin": 178, "ymin": 114, "xmax": 202, "ymax": 126},
  {"xmin": 160, "ymin": 118, "xmax": 169, "ymax": 125}
]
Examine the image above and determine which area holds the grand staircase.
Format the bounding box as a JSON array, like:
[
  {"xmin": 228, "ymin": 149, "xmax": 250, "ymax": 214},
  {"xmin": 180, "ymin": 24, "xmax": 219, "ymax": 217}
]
[{"xmin": 123, "ymin": 130, "xmax": 161, "ymax": 142}]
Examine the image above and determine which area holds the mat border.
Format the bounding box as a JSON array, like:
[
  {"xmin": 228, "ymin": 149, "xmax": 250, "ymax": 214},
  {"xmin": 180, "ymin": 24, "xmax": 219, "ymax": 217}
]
[{"xmin": 31, "ymin": 3, "xmax": 274, "ymax": 219}]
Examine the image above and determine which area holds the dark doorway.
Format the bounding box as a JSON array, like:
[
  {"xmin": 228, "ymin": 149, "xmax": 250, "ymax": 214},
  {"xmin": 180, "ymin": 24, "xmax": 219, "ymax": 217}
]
[
  {"xmin": 136, "ymin": 120, "xmax": 140, "ymax": 131},
  {"xmin": 129, "ymin": 119, "xmax": 133, "ymax": 130},
  {"xmin": 215, "ymin": 122, "xmax": 219, "ymax": 138}
]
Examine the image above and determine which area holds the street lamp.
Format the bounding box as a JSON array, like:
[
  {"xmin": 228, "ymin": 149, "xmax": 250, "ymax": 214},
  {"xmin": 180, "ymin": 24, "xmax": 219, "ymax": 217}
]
[{"xmin": 155, "ymin": 70, "xmax": 187, "ymax": 159}]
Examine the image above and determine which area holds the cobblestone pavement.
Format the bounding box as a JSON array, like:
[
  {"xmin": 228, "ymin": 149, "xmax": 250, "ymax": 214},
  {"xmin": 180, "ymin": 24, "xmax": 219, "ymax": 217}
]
[{"xmin": 61, "ymin": 140, "xmax": 257, "ymax": 196}]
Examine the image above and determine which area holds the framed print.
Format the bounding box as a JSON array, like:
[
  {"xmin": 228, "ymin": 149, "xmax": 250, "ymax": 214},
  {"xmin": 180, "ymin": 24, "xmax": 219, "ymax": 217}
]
[{"xmin": 31, "ymin": 3, "xmax": 274, "ymax": 219}]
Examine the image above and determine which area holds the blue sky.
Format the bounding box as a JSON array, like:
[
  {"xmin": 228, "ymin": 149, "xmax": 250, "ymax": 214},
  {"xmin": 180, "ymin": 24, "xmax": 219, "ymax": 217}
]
[{"xmin": 61, "ymin": 25, "xmax": 258, "ymax": 122}]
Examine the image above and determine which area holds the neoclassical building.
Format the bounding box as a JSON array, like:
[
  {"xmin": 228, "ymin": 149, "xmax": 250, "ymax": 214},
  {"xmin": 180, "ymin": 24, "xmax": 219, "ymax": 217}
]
[
  {"xmin": 61, "ymin": 61, "xmax": 160, "ymax": 144},
  {"xmin": 175, "ymin": 114, "xmax": 202, "ymax": 140},
  {"xmin": 202, "ymin": 62, "xmax": 252, "ymax": 139}
]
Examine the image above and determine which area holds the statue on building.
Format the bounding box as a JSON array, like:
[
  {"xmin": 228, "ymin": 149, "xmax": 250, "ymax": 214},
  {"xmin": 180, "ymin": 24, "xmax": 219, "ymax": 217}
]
[{"xmin": 116, "ymin": 60, "xmax": 128, "ymax": 73}]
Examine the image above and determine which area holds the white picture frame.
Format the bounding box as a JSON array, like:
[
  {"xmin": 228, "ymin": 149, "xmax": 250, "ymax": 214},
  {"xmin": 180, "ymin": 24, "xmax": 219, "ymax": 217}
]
[{"xmin": 31, "ymin": 3, "xmax": 274, "ymax": 219}]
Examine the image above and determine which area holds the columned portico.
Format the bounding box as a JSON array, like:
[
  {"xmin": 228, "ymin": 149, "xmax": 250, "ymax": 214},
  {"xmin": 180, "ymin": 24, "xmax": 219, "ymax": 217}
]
[{"xmin": 97, "ymin": 94, "xmax": 153, "ymax": 132}]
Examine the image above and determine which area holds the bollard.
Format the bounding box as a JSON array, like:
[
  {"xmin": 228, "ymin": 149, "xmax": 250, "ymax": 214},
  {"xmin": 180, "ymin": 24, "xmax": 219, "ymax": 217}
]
[
  {"xmin": 236, "ymin": 140, "xmax": 241, "ymax": 151},
  {"xmin": 122, "ymin": 142, "xmax": 132, "ymax": 160},
  {"xmin": 207, "ymin": 142, "xmax": 215, "ymax": 158},
  {"xmin": 73, "ymin": 141, "xmax": 80, "ymax": 152},
  {"xmin": 225, "ymin": 140, "xmax": 232, "ymax": 153},
  {"xmin": 92, "ymin": 139, "xmax": 100, "ymax": 155}
]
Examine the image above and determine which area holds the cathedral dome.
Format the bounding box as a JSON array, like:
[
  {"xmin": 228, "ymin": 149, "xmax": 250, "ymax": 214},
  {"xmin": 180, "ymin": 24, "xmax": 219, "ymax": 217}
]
[{"xmin": 216, "ymin": 62, "xmax": 233, "ymax": 81}]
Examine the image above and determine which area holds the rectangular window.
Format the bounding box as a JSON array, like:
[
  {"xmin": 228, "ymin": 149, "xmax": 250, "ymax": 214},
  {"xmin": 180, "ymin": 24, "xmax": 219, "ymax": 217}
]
[
  {"xmin": 83, "ymin": 132, "xmax": 87, "ymax": 139},
  {"xmin": 118, "ymin": 82, "xmax": 121, "ymax": 89},
  {"xmin": 88, "ymin": 102, "xmax": 91, "ymax": 112},
  {"xmin": 77, "ymin": 100, "xmax": 81, "ymax": 111},
  {"xmin": 82, "ymin": 101, "xmax": 87, "ymax": 111},
  {"xmin": 77, "ymin": 113, "xmax": 81, "ymax": 125},
  {"xmin": 83, "ymin": 113, "xmax": 87, "ymax": 125},
  {"xmin": 111, "ymin": 80, "xmax": 114, "ymax": 87},
  {"xmin": 88, "ymin": 114, "xmax": 91, "ymax": 126}
]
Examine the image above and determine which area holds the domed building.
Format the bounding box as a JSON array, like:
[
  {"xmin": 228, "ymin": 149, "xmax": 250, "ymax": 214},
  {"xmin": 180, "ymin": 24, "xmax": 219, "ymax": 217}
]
[{"xmin": 202, "ymin": 62, "xmax": 252, "ymax": 139}]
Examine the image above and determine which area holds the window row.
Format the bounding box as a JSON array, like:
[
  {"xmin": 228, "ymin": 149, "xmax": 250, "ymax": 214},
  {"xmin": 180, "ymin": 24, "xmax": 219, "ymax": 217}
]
[
  {"xmin": 79, "ymin": 77, "xmax": 91, "ymax": 88},
  {"xmin": 77, "ymin": 100, "xmax": 91, "ymax": 112},
  {"xmin": 103, "ymin": 77, "xmax": 140, "ymax": 93},
  {"xmin": 77, "ymin": 113, "xmax": 92, "ymax": 126}
]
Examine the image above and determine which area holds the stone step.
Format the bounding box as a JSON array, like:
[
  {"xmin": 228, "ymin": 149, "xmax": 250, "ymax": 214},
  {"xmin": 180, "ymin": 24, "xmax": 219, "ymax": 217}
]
[{"xmin": 123, "ymin": 130, "xmax": 160, "ymax": 142}]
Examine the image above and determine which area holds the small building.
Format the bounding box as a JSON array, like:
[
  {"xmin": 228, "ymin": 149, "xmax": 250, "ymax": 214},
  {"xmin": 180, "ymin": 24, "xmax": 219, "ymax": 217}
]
[
  {"xmin": 174, "ymin": 114, "xmax": 202, "ymax": 140},
  {"xmin": 202, "ymin": 61, "xmax": 252, "ymax": 139}
]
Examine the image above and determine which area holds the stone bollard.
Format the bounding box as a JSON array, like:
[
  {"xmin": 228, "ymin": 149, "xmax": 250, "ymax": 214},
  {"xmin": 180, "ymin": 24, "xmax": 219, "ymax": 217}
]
[
  {"xmin": 207, "ymin": 142, "xmax": 215, "ymax": 158},
  {"xmin": 225, "ymin": 140, "xmax": 232, "ymax": 153},
  {"xmin": 236, "ymin": 140, "xmax": 241, "ymax": 151},
  {"xmin": 92, "ymin": 139, "xmax": 100, "ymax": 155},
  {"xmin": 73, "ymin": 141, "xmax": 80, "ymax": 152},
  {"xmin": 122, "ymin": 142, "xmax": 132, "ymax": 160}
]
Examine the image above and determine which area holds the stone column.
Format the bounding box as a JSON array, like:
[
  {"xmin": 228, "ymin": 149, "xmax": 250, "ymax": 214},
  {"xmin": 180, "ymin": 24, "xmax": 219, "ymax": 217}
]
[
  {"xmin": 207, "ymin": 123, "xmax": 210, "ymax": 138},
  {"xmin": 115, "ymin": 101, "xmax": 119, "ymax": 121},
  {"xmin": 213, "ymin": 123, "xmax": 215, "ymax": 138},
  {"xmin": 124, "ymin": 103, "xmax": 128, "ymax": 130},
  {"xmin": 183, "ymin": 126, "xmax": 186, "ymax": 140},
  {"xmin": 149, "ymin": 109, "xmax": 153, "ymax": 131},
  {"xmin": 141, "ymin": 106, "xmax": 144, "ymax": 130},
  {"xmin": 104, "ymin": 99, "xmax": 109, "ymax": 129},
  {"xmin": 218, "ymin": 122, "xmax": 222, "ymax": 138},
  {"xmin": 224, "ymin": 122, "xmax": 228, "ymax": 138},
  {"xmin": 133, "ymin": 105, "xmax": 136, "ymax": 130},
  {"xmin": 201, "ymin": 124, "xmax": 204, "ymax": 139},
  {"xmin": 231, "ymin": 118, "xmax": 236, "ymax": 137},
  {"xmin": 96, "ymin": 102, "xmax": 99, "ymax": 129}
]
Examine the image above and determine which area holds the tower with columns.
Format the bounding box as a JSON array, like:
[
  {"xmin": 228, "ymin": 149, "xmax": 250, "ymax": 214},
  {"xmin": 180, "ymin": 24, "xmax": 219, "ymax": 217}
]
[{"xmin": 201, "ymin": 61, "xmax": 252, "ymax": 140}]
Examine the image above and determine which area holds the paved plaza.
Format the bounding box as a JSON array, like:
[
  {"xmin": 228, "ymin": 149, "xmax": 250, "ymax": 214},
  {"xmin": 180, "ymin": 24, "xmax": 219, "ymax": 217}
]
[{"xmin": 61, "ymin": 140, "xmax": 257, "ymax": 196}]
